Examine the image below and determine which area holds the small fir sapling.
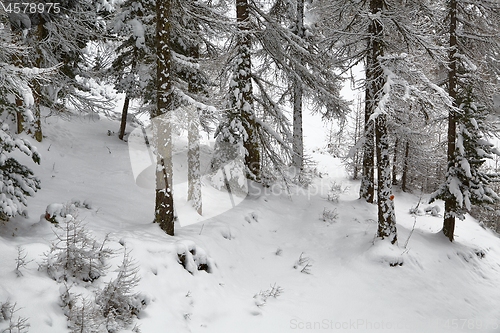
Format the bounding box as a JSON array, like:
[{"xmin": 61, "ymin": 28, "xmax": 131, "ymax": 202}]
[
  {"xmin": 42, "ymin": 215, "xmax": 113, "ymax": 282},
  {"xmin": 95, "ymin": 249, "xmax": 145, "ymax": 333},
  {"xmin": 0, "ymin": 301, "xmax": 30, "ymax": 333},
  {"xmin": 14, "ymin": 246, "xmax": 32, "ymax": 277},
  {"xmin": 59, "ymin": 284, "xmax": 103, "ymax": 333},
  {"xmin": 253, "ymin": 283, "xmax": 283, "ymax": 307},
  {"xmin": 321, "ymin": 208, "xmax": 338, "ymax": 223},
  {"xmin": 293, "ymin": 252, "xmax": 312, "ymax": 274}
]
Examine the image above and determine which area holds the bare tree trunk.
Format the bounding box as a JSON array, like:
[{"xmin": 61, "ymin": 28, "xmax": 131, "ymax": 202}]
[
  {"xmin": 359, "ymin": 95, "xmax": 375, "ymax": 202},
  {"xmin": 392, "ymin": 138, "xmax": 398, "ymax": 185},
  {"xmin": 12, "ymin": 52, "xmax": 25, "ymax": 134},
  {"xmin": 370, "ymin": 0, "xmax": 397, "ymax": 243},
  {"xmin": 401, "ymin": 140, "xmax": 410, "ymax": 192},
  {"xmin": 443, "ymin": 0, "xmax": 458, "ymax": 242},
  {"xmin": 16, "ymin": 98, "xmax": 24, "ymax": 134},
  {"xmin": 352, "ymin": 97, "xmax": 363, "ymax": 180},
  {"xmin": 31, "ymin": 18, "xmax": 47, "ymax": 142},
  {"xmin": 376, "ymin": 114, "xmax": 397, "ymax": 243},
  {"xmin": 187, "ymin": 106, "xmax": 202, "ymax": 215},
  {"xmin": 292, "ymin": 0, "xmax": 305, "ymax": 173},
  {"xmin": 236, "ymin": 0, "xmax": 260, "ymax": 181},
  {"xmin": 154, "ymin": 0, "xmax": 175, "ymax": 235},
  {"xmin": 118, "ymin": 95, "xmax": 130, "ymax": 141},
  {"xmin": 187, "ymin": 43, "xmax": 202, "ymax": 215},
  {"xmin": 359, "ymin": 13, "xmax": 377, "ymax": 203}
]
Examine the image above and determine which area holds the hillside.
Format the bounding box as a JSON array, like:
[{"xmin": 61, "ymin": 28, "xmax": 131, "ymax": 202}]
[{"xmin": 1, "ymin": 113, "xmax": 500, "ymax": 333}]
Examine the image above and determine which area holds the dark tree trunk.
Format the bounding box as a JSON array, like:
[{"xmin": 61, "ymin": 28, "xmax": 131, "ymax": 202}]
[
  {"xmin": 401, "ymin": 140, "xmax": 410, "ymax": 192},
  {"xmin": 292, "ymin": 0, "xmax": 305, "ymax": 173},
  {"xmin": 31, "ymin": 18, "xmax": 47, "ymax": 142},
  {"xmin": 16, "ymin": 98, "xmax": 24, "ymax": 134},
  {"xmin": 369, "ymin": 0, "xmax": 397, "ymax": 243},
  {"xmin": 118, "ymin": 95, "xmax": 130, "ymax": 141},
  {"xmin": 359, "ymin": 10, "xmax": 378, "ymax": 203},
  {"xmin": 392, "ymin": 138, "xmax": 398, "ymax": 185},
  {"xmin": 154, "ymin": 0, "xmax": 175, "ymax": 235},
  {"xmin": 444, "ymin": 0, "xmax": 458, "ymax": 242},
  {"xmin": 236, "ymin": 0, "xmax": 260, "ymax": 181},
  {"xmin": 359, "ymin": 92, "xmax": 375, "ymax": 203}
]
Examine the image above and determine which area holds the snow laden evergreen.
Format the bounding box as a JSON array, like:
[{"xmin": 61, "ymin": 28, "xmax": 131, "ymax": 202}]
[
  {"xmin": 0, "ymin": 125, "xmax": 40, "ymax": 219},
  {"xmin": 431, "ymin": 89, "xmax": 500, "ymax": 230},
  {"xmin": 439, "ymin": 0, "xmax": 500, "ymax": 241},
  {"xmin": 213, "ymin": 8, "xmax": 260, "ymax": 183},
  {"xmin": 214, "ymin": 0, "xmax": 348, "ymax": 185},
  {"xmin": 0, "ymin": 26, "xmax": 42, "ymax": 220},
  {"xmin": 16, "ymin": 0, "xmax": 116, "ymax": 119}
]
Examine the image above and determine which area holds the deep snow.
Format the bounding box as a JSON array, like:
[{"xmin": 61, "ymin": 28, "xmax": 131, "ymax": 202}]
[{"xmin": 1, "ymin": 111, "xmax": 500, "ymax": 333}]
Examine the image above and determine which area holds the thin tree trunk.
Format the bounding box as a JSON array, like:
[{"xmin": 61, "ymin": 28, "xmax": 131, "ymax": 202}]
[
  {"xmin": 187, "ymin": 42, "xmax": 202, "ymax": 215},
  {"xmin": 392, "ymin": 138, "xmax": 398, "ymax": 185},
  {"xmin": 236, "ymin": 0, "xmax": 260, "ymax": 181},
  {"xmin": 187, "ymin": 106, "xmax": 202, "ymax": 215},
  {"xmin": 401, "ymin": 140, "xmax": 410, "ymax": 192},
  {"xmin": 16, "ymin": 98, "xmax": 24, "ymax": 134},
  {"xmin": 292, "ymin": 0, "xmax": 305, "ymax": 173},
  {"xmin": 12, "ymin": 53, "xmax": 24, "ymax": 134},
  {"xmin": 352, "ymin": 97, "xmax": 363, "ymax": 180},
  {"xmin": 31, "ymin": 18, "xmax": 47, "ymax": 142},
  {"xmin": 360, "ymin": 13, "xmax": 378, "ymax": 203},
  {"xmin": 359, "ymin": 93, "xmax": 375, "ymax": 202},
  {"xmin": 444, "ymin": 0, "xmax": 458, "ymax": 242},
  {"xmin": 118, "ymin": 95, "xmax": 130, "ymax": 141},
  {"xmin": 154, "ymin": 0, "xmax": 175, "ymax": 235}
]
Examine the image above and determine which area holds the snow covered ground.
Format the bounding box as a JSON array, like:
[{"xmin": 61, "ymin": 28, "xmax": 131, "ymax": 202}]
[{"xmin": 1, "ymin": 111, "xmax": 500, "ymax": 333}]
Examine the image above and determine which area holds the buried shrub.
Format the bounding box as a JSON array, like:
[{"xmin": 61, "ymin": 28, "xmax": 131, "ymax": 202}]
[
  {"xmin": 95, "ymin": 250, "xmax": 146, "ymax": 333},
  {"xmin": 41, "ymin": 215, "xmax": 113, "ymax": 283}
]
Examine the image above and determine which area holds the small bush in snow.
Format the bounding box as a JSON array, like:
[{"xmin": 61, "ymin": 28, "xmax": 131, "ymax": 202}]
[
  {"xmin": 0, "ymin": 300, "xmax": 30, "ymax": 333},
  {"xmin": 424, "ymin": 205, "xmax": 441, "ymax": 217},
  {"xmin": 95, "ymin": 250, "xmax": 145, "ymax": 333},
  {"xmin": 44, "ymin": 203, "xmax": 77, "ymax": 224},
  {"xmin": 321, "ymin": 208, "xmax": 338, "ymax": 223},
  {"xmin": 14, "ymin": 246, "xmax": 32, "ymax": 277},
  {"xmin": 293, "ymin": 252, "xmax": 312, "ymax": 274},
  {"xmin": 59, "ymin": 250, "xmax": 146, "ymax": 333},
  {"xmin": 253, "ymin": 283, "xmax": 283, "ymax": 307},
  {"xmin": 176, "ymin": 241, "xmax": 214, "ymax": 274},
  {"xmin": 41, "ymin": 215, "xmax": 113, "ymax": 282},
  {"xmin": 327, "ymin": 181, "xmax": 349, "ymax": 202},
  {"xmin": 59, "ymin": 285, "xmax": 103, "ymax": 333}
]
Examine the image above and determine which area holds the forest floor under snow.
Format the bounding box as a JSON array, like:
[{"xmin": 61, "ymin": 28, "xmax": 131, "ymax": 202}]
[{"xmin": 1, "ymin": 112, "xmax": 500, "ymax": 333}]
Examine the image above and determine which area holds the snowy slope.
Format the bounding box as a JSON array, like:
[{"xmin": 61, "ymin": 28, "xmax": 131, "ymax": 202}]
[{"xmin": 1, "ymin": 113, "xmax": 500, "ymax": 333}]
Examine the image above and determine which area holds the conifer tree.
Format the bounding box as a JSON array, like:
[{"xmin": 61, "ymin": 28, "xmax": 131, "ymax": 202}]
[
  {"xmin": 435, "ymin": 0, "xmax": 500, "ymax": 241},
  {"xmin": 312, "ymin": 0, "xmax": 449, "ymax": 243},
  {"xmin": 0, "ymin": 23, "xmax": 43, "ymax": 220},
  {"xmin": 432, "ymin": 88, "xmax": 500, "ymax": 240}
]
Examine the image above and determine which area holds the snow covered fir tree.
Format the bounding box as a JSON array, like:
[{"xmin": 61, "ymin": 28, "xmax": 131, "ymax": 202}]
[{"xmin": 0, "ymin": 0, "xmax": 500, "ymax": 332}]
